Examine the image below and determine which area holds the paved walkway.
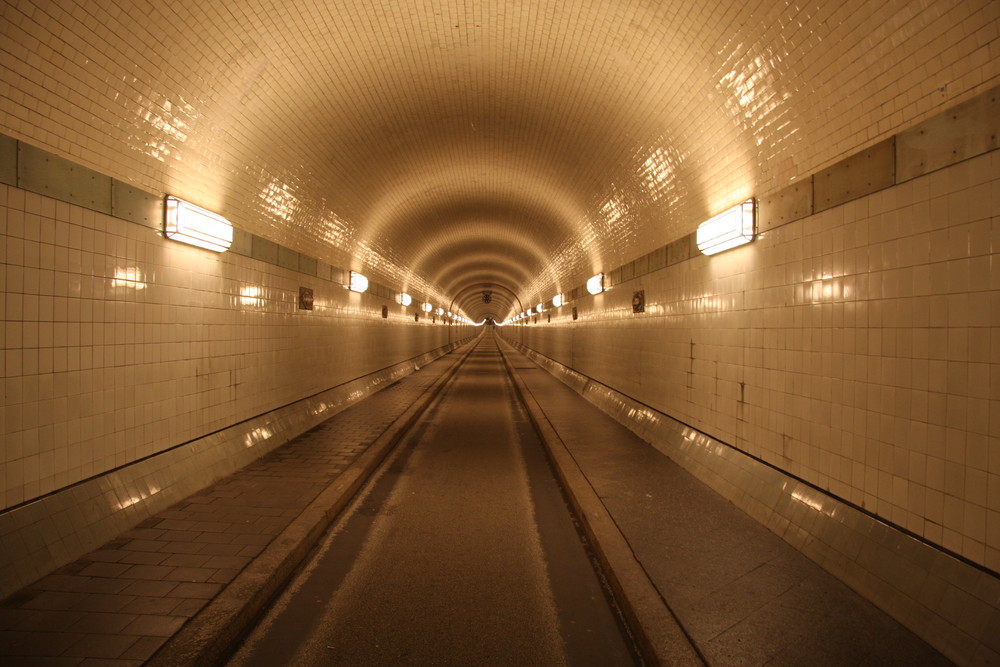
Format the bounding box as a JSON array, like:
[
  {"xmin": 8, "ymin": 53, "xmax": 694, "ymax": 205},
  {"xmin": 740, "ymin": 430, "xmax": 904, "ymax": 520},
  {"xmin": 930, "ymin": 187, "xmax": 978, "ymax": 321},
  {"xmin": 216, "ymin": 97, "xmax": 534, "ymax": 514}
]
[
  {"xmin": 498, "ymin": 340, "xmax": 952, "ymax": 666},
  {"xmin": 0, "ymin": 345, "xmax": 470, "ymax": 665},
  {"xmin": 0, "ymin": 333, "xmax": 954, "ymax": 665}
]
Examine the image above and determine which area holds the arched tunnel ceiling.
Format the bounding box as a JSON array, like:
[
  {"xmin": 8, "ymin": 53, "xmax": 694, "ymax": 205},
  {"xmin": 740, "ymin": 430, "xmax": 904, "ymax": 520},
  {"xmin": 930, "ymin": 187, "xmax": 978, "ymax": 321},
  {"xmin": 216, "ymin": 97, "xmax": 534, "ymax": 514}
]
[{"xmin": 1, "ymin": 0, "xmax": 994, "ymax": 321}]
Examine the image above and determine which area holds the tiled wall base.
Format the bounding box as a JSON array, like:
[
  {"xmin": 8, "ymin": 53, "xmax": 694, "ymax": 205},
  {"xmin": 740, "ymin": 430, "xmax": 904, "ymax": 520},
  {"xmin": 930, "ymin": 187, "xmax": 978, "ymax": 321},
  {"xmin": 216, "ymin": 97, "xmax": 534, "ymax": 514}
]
[
  {"xmin": 509, "ymin": 342, "xmax": 1000, "ymax": 666},
  {"xmin": 0, "ymin": 338, "xmax": 473, "ymax": 600}
]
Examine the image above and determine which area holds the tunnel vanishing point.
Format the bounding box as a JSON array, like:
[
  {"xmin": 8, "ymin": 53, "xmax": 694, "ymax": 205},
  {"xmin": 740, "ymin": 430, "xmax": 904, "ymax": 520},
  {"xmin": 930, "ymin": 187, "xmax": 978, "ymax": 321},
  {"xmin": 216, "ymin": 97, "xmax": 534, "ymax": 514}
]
[{"xmin": 1, "ymin": 1, "xmax": 1000, "ymax": 664}]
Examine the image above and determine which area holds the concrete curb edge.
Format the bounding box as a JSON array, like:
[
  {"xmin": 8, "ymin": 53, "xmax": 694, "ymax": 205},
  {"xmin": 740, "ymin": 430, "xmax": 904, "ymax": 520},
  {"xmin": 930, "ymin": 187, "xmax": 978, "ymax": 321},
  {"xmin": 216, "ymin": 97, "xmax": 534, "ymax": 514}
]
[
  {"xmin": 498, "ymin": 339, "xmax": 704, "ymax": 667},
  {"xmin": 147, "ymin": 338, "xmax": 479, "ymax": 666}
]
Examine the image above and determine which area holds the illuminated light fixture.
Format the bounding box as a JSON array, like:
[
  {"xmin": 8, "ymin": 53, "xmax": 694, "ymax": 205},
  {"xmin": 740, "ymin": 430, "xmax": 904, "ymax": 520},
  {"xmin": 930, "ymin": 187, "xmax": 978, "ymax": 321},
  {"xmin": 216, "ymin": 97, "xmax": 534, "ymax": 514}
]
[
  {"xmin": 587, "ymin": 273, "xmax": 605, "ymax": 295},
  {"xmin": 536, "ymin": 302, "xmax": 545, "ymax": 312},
  {"xmin": 164, "ymin": 196, "xmax": 233, "ymax": 252},
  {"xmin": 348, "ymin": 271, "xmax": 369, "ymax": 293},
  {"xmin": 422, "ymin": 302, "xmax": 433, "ymax": 312},
  {"xmin": 436, "ymin": 307, "xmax": 444, "ymax": 316},
  {"xmin": 398, "ymin": 292, "xmax": 412, "ymax": 306},
  {"xmin": 527, "ymin": 308, "xmax": 534, "ymax": 316},
  {"xmin": 696, "ymin": 198, "xmax": 756, "ymax": 255},
  {"xmin": 552, "ymin": 293, "xmax": 564, "ymax": 307}
]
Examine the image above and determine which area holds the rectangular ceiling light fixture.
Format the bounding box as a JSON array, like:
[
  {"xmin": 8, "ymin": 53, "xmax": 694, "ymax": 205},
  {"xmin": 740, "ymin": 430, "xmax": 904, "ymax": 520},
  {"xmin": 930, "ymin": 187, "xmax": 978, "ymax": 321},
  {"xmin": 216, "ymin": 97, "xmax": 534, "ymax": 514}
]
[
  {"xmin": 348, "ymin": 271, "xmax": 369, "ymax": 292},
  {"xmin": 696, "ymin": 198, "xmax": 756, "ymax": 255},
  {"xmin": 586, "ymin": 273, "xmax": 605, "ymax": 295},
  {"xmin": 164, "ymin": 196, "xmax": 233, "ymax": 252}
]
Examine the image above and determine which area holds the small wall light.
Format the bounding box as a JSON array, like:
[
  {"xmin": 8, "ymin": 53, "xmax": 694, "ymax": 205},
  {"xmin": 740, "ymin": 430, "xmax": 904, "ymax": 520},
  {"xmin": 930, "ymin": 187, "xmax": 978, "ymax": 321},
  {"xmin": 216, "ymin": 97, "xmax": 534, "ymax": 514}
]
[
  {"xmin": 422, "ymin": 302, "xmax": 433, "ymax": 312},
  {"xmin": 552, "ymin": 293, "xmax": 564, "ymax": 307},
  {"xmin": 436, "ymin": 307, "xmax": 444, "ymax": 316},
  {"xmin": 536, "ymin": 302, "xmax": 545, "ymax": 313},
  {"xmin": 348, "ymin": 271, "xmax": 369, "ymax": 292},
  {"xmin": 164, "ymin": 196, "xmax": 233, "ymax": 252},
  {"xmin": 587, "ymin": 273, "xmax": 605, "ymax": 295},
  {"xmin": 398, "ymin": 292, "xmax": 412, "ymax": 306},
  {"xmin": 696, "ymin": 198, "xmax": 756, "ymax": 255}
]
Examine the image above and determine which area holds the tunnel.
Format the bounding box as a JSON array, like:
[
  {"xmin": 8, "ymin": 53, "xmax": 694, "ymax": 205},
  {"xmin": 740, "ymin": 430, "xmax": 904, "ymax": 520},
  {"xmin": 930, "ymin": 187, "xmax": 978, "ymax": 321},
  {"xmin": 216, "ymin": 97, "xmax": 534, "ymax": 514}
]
[{"xmin": 1, "ymin": 0, "xmax": 999, "ymax": 664}]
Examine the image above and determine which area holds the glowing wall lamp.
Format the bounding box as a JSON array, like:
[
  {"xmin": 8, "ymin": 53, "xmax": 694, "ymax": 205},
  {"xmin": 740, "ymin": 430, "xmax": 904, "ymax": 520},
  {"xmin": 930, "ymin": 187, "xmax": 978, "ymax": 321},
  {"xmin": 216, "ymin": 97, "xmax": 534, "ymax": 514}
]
[
  {"xmin": 398, "ymin": 292, "xmax": 412, "ymax": 306},
  {"xmin": 552, "ymin": 293, "xmax": 564, "ymax": 307},
  {"xmin": 164, "ymin": 196, "xmax": 233, "ymax": 252},
  {"xmin": 536, "ymin": 302, "xmax": 545, "ymax": 312},
  {"xmin": 436, "ymin": 307, "xmax": 444, "ymax": 316},
  {"xmin": 587, "ymin": 273, "xmax": 605, "ymax": 295},
  {"xmin": 348, "ymin": 271, "xmax": 369, "ymax": 293},
  {"xmin": 696, "ymin": 198, "xmax": 756, "ymax": 255},
  {"xmin": 422, "ymin": 302, "xmax": 433, "ymax": 313}
]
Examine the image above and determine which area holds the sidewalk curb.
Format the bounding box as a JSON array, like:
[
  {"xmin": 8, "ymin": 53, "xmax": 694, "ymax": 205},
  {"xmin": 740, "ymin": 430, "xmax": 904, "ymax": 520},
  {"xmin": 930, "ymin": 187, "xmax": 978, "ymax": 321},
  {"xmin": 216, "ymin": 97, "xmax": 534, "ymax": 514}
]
[
  {"xmin": 148, "ymin": 339, "xmax": 479, "ymax": 666},
  {"xmin": 498, "ymin": 340, "xmax": 704, "ymax": 667}
]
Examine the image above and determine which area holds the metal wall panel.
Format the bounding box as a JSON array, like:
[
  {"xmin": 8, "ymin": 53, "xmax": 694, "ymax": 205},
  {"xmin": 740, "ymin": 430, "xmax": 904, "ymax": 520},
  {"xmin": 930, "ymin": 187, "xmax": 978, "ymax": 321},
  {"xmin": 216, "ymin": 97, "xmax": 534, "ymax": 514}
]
[
  {"xmin": 759, "ymin": 178, "xmax": 813, "ymax": 232},
  {"xmin": 896, "ymin": 86, "xmax": 1000, "ymax": 182},
  {"xmin": 111, "ymin": 181, "xmax": 162, "ymax": 229},
  {"xmin": 18, "ymin": 143, "xmax": 112, "ymax": 213},
  {"xmin": 813, "ymin": 138, "xmax": 895, "ymax": 213}
]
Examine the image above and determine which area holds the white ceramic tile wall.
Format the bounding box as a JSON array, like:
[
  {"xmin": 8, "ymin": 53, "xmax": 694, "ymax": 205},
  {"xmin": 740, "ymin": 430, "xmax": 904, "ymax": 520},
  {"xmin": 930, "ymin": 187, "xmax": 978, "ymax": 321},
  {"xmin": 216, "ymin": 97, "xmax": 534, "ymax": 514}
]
[
  {"xmin": 507, "ymin": 148, "xmax": 1000, "ymax": 575},
  {"xmin": 1, "ymin": 1, "xmax": 997, "ymax": 323},
  {"xmin": 0, "ymin": 183, "xmax": 471, "ymax": 511},
  {"xmin": 509, "ymin": 339, "xmax": 1000, "ymax": 665}
]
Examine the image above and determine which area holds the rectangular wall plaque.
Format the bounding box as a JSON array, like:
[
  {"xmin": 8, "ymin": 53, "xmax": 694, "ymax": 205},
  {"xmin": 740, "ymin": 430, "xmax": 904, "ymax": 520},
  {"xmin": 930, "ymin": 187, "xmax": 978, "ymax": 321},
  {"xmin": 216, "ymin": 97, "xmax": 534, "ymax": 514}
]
[
  {"xmin": 632, "ymin": 290, "xmax": 645, "ymax": 313},
  {"xmin": 298, "ymin": 287, "xmax": 314, "ymax": 310}
]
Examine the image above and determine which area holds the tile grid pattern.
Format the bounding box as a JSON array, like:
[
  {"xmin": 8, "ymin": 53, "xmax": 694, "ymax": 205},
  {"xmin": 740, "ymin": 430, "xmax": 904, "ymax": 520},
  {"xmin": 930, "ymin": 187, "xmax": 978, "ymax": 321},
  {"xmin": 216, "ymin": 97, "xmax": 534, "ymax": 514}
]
[
  {"xmin": 507, "ymin": 339, "xmax": 999, "ymax": 665},
  {"xmin": 0, "ymin": 2, "xmax": 995, "ymax": 317},
  {"xmin": 0, "ymin": 182, "xmax": 468, "ymax": 510},
  {"xmin": 501, "ymin": 340, "xmax": 962, "ymax": 666},
  {"xmin": 509, "ymin": 147, "xmax": 1000, "ymax": 573},
  {"xmin": 0, "ymin": 349, "xmax": 456, "ymax": 665}
]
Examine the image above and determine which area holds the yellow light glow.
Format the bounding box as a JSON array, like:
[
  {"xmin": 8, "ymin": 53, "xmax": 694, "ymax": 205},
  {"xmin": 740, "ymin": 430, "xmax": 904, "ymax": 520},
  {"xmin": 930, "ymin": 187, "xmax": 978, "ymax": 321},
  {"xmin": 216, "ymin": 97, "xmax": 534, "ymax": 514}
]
[
  {"xmin": 348, "ymin": 271, "xmax": 369, "ymax": 293},
  {"xmin": 112, "ymin": 266, "xmax": 146, "ymax": 289},
  {"xmin": 696, "ymin": 199, "xmax": 756, "ymax": 255},
  {"xmin": 422, "ymin": 302, "xmax": 433, "ymax": 312},
  {"xmin": 552, "ymin": 293, "xmax": 564, "ymax": 307},
  {"xmin": 164, "ymin": 196, "xmax": 233, "ymax": 252},
  {"xmin": 240, "ymin": 285, "xmax": 263, "ymax": 307},
  {"xmin": 587, "ymin": 273, "xmax": 604, "ymax": 295},
  {"xmin": 398, "ymin": 292, "xmax": 412, "ymax": 306}
]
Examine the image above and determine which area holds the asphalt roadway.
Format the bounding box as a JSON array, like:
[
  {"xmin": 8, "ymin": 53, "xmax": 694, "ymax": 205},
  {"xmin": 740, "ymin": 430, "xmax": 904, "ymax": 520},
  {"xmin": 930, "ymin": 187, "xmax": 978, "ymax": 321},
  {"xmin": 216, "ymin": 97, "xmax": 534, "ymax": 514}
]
[{"xmin": 226, "ymin": 336, "xmax": 639, "ymax": 666}]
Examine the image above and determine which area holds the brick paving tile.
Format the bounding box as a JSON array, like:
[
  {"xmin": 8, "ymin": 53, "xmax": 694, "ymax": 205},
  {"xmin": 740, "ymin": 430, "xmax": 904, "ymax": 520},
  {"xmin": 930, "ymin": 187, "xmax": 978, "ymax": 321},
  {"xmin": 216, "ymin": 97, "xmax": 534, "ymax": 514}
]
[
  {"xmin": 117, "ymin": 597, "xmax": 180, "ymax": 616},
  {"xmin": 206, "ymin": 569, "xmax": 240, "ymax": 585},
  {"xmin": 14, "ymin": 610, "xmax": 85, "ymax": 632},
  {"xmin": 120, "ymin": 636, "xmax": 168, "ymax": 661},
  {"xmin": 0, "ymin": 348, "xmax": 462, "ymax": 664},
  {"xmin": 120, "ymin": 566, "xmax": 175, "ymax": 581},
  {"xmin": 116, "ymin": 553, "xmax": 168, "ymax": 566},
  {"xmin": 161, "ymin": 568, "xmax": 215, "ymax": 583},
  {"xmin": 119, "ymin": 581, "xmax": 178, "ymax": 598},
  {"xmin": 0, "ymin": 630, "xmax": 85, "ymax": 656},
  {"xmin": 80, "ymin": 563, "xmax": 133, "ymax": 579},
  {"xmin": 73, "ymin": 594, "xmax": 137, "ymax": 614},
  {"xmin": 62, "ymin": 634, "xmax": 139, "ymax": 659},
  {"xmin": 160, "ymin": 554, "xmax": 210, "ymax": 568},
  {"xmin": 166, "ymin": 583, "xmax": 221, "ymax": 600},
  {"xmin": 121, "ymin": 615, "xmax": 186, "ymax": 637},
  {"xmin": 168, "ymin": 599, "xmax": 208, "ymax": 617},
  {"xmin": 67, "ymin": 612, "xmax": 135, "ymax": 634}
]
